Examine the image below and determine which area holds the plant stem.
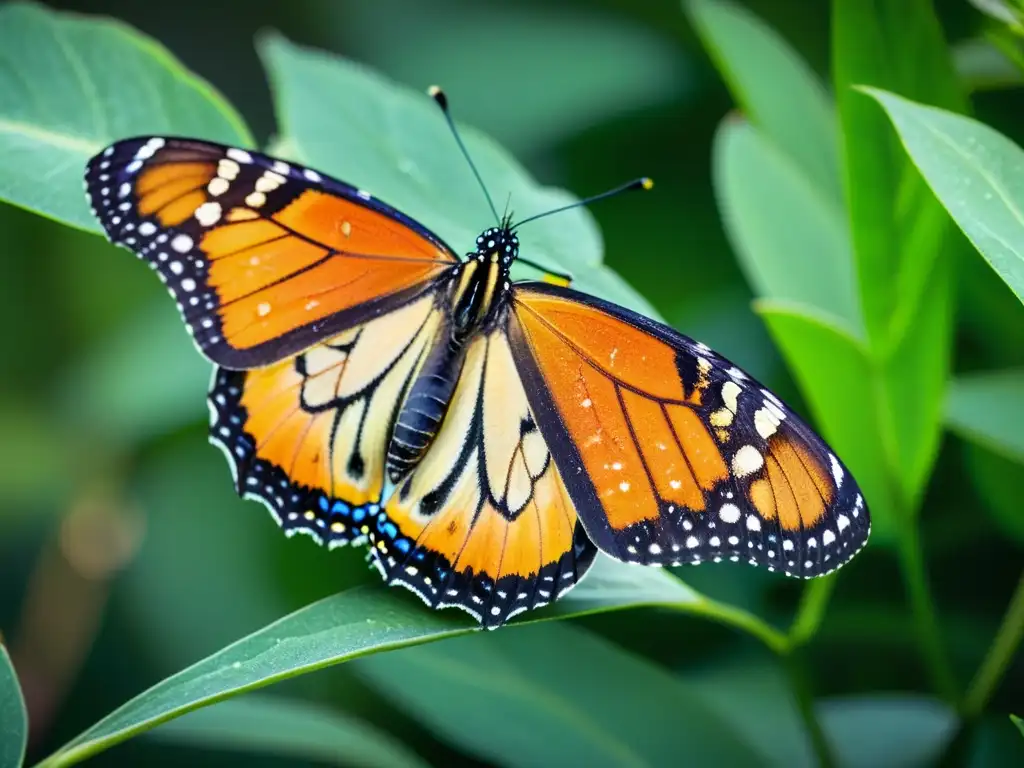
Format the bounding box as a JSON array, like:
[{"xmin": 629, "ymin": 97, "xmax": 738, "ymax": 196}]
[
  {"xmin": 897, "ymin": 518, "xmax": 959, "ymax": 703},
  {"xmin": 962, "ymin": 569, "xmax": 1024, "ymax": 718},
  {"xmin": 789, "ymin": 576, "xmax": 837, "ymax": 648},
  {"xmin": 782, "ymin": 652, "xmax": 836, "ymax": 768}
]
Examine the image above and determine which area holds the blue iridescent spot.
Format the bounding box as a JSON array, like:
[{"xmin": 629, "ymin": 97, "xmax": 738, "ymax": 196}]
[
  {"xmin": 352, "ymin": 507, "xmax": 366, "ymax": 522},
  {"xmin": 414, "ymin": 550, "xmax": 426, "ymax": 561},
  {"xmin": 331, "ymin": 500, "xmax": 349, "ymax": 515},
  {"xmin": 381, "ymin": 522, "xmax": 398, "ymax": 539},
  {"xmin": 318, "ymin": 496, "xmax": 329, "ymax": 512},
  {"xmin": 395, "ymin": 538, "xmax": 411, "ymax": 554}
]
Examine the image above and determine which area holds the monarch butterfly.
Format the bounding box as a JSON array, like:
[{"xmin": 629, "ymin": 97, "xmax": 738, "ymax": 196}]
[{"xmin": 84, "ymin": 87, "xmax": 869, "ymax": 628}]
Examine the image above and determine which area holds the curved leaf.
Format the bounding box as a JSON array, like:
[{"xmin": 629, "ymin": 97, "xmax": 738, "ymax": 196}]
[
  {"xmin": 946, "ymin": 369, "xmax": 1024, "ymax": 464},
  {"xmin": 151, "ymin": 695, "xmax": 430, "ymax": 768},
  {"xmin": 712, "ymin": 117, "xmax": 859, "ymax": 330},
  {"xmin": 37, "ymin": 557, "xmax": 784, "ymax": 767},
  {"xmin": 868, "ymin": 88, "xmax": 1024, "ymax": 305},
  {"xmin": 0, "ymin": 2, "xmax": 251, "ymax": 232},
  {"xmin": 357, "ymin": 622, "xmax": 764, "ymax": 767},
  {"xmin": 686, "ymin": 0, "xmax": 840, "ymax": 199},
  {"xmin": 0, "ymin": 645, "xmax": 27, "ymax": 768}
]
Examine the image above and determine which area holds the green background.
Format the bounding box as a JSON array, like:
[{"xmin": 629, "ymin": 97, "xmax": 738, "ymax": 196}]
[{"xmin": 1, "ymin": 0, "xmax": 1023, "ymax": 766}]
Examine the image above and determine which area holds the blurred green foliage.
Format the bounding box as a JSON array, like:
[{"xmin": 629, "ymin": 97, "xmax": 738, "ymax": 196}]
[{"xmin": 1, "ymin": 1, "xmax": 1023, "ymax": 767}]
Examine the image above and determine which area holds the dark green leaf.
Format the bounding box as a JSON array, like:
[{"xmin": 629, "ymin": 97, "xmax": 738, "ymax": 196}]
[
  {"xmin": 151, "ymin": 695, "xmax": 430, "ymax": 768},
  {"xmin": 947, "ymin": 370, "xmax": 1024, "ymax": 463},
  {"xmin": 0, "ymin": 2, "xmax": 251, "ymax": 232},
  {"xmin": 1012, "ymin": 714, "xmax": 1024, "ymax": 738},
  {"xmin": 965, "ymin": 443, "xmax": 1024, "ymax": 542},
  {"xmin": 756, "ymin": 301, "xmax": 896, "ymax": 542},
  {"xmin": 712, "ymin": 117, "xmax": 859, "ymax": 330},
  {"xmin": 257, "ymin": 32, "xmax": 659, "ymax": 319},
  {"xmin": 38, "ymin": 557, "xmax": 784, "ymax": 767},
  {"xmin": 868, "ymin": 89, "xmax": 1024, "ymax": 305},
  {"xmin": 0, "ymin": 644, "xmax": 27, "ymax": 768},
  {"xmin": 686, "ymin": 0, "xmax": 840, "ymax": 199},
  {"xmin": 818, "ymin": 694, "xmax": 958, "ymax": 768},
  {"xmin": 357, "ymin": 622, "xmax": 763, "ymax": 767}
]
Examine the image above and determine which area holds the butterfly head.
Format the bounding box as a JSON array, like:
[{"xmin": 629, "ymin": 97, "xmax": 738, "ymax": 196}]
[{"xmin": 473, "ymin": 225, "xmax": 519, "ymax": 266}]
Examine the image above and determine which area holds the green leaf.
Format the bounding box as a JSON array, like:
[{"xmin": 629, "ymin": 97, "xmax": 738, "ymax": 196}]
[
  {"xmin": 818, "ymin": 694, "xmax": 958, "ymax": 767},
  {"xmin": 832, "ymin": 0, "xmax": 965, "ymax": 346},
  {"xmin": 712, "ymin": 117, "xmax": 860, "ymax": 331},
  {"xmin": 756, "ymin": 301, "xmax": 896, "ymax": 542},
  {"xmin": 151, "ymin": 695, "xmax": 430, "ymax": 768},
  {"xmin": 867, "ymin": 88, "xmax": 1024, "ymax": 305},
  {"xmin": 37, "ymin": 558, "xmax": 783, "ymax": 767},
  {"xmin": 685, "ymin": 0, "xmax": 840, "ymax": 200},
  {"xmin": 357, "ymin": 622, "xmax": 764, "ymax": 767},
  {"xmin": 953, "ymin": 38, "xmax": 1024, "ymax": 92},
  {"xmin": 0, "ymin": 644, "xmax": 27, "ymax": 768},
  {"xmin": 946, "ymin": 370, "xmax": 1024, "ymax": 463},
  {"xmin": 1012, "ymin": 714, "xmax": 1024, "ymax": 738},
  {"xmin": 257, "ymin": 32, "xmax": 659, "ymax": 319},
  {"xmin": 331, "ymin": 0, "xmax": 686, "ymax": 156},
  {"xmin": 0, "ymin": 2, "xmax": 252, "ymax": 233},
  {"xmin": 832, "ymin": 1, "xmax": 963, "ymax": 513}
]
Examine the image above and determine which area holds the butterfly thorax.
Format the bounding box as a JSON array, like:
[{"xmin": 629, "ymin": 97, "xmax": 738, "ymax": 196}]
[{"xmin": 385, "ymin": 226, "xmax": 518, "ymax": 483}]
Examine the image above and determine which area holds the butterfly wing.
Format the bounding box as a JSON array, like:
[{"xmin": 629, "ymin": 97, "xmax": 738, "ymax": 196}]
[
  {"xmin": 365, "ymin": 329, "xmax": 597, "ymax": 628},
  {"xmin": 509, "ymin": 283, "xmax": 870, "ymax": 577},
  {"xmin": 208, "ymin": 291, "xmax": 449, "ymax": 545},
  {"xmin": 85, "ymin": 137, "xmax": 458, "ymax": 368}
]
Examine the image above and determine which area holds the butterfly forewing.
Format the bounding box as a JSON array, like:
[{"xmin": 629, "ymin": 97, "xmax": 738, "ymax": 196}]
[
  {"xmin": 85, "ymin": 137, "xmax": 457, "ymax": 369},
  {"xmin": 509, "ymin": 283, "xmax": 870, "ymax": 577}
]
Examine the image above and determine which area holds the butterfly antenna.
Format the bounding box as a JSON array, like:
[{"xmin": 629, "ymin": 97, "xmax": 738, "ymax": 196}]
[
  {"xmin": 512, "ymin": 177, "xmax": 653, "ymax": 229},
  {"xmin": 428, "ymin": 86, "xmax": 501, "ymax": 225}
]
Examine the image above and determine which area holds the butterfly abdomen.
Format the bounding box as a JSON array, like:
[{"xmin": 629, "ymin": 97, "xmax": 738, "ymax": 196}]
[{"xmin": 387, "ymin": 337, "xmax": 464, "ymax": 481}]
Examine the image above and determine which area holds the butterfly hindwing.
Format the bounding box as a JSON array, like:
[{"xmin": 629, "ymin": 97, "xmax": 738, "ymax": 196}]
[
  {"xmin": 366, "ymin": 330, "xmax": 598, "ymax": 628},
  {"xmin": 208, "ymin": 292, "xmax": 446, "ymax": 545},
  {"xmin": 509, "ymin": 283, "xmax": 870, "ymax": 577},
  {"xmin": 86, "ymin": 137, "xmax": 457, "ymax": 368}
]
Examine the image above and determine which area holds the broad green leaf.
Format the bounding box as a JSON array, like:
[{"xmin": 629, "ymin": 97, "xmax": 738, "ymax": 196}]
[
  {"xmin": 257, "ymin": 33, "xmax": 660, "ymax": 319},
  {"xmin": 0, "ymin": 644, "xmax": 27, "ymax": 768},
  {"xmin": 946, "ymin": 370, "xmax": 1024, "ymax": 463},
  {"xmin": 832, "ymin": 0, "xmax": 963, "ymax": 516},
  {"xmin": 688, "ymin": 656, "xmax": 815, "ymax": 767},
  {"xmin": 819, "ymin": 694, "xmax": 958, "ymax": 767},
  {"xmin": 868, "ymin": 89, "xmax": 1024, "ymax": 305},
  {"xmin": 329, "ymin": 0, "xmax": 686, "ymax": 156},
  {"xmin": 712, "ymin": 117, "xmax": 860, "ymax": 331},
  {"xmin": 756, "ymin": 301, "xmax": 895, "ymax": 542},
  {"xmin": 357, "ymin": 622, "xmax": 763, "ymax": 767},
  {"xmin": 58, "ymin": 302, "xmax": 208, "ymax": 447},
  {"xmin": 38, "ymin": 558, "xmax": 783, "ymax": 767},
  {"xmin": 832, "ymin": 0, "xmax": 965, "ymax": 346},
  {"xmin": 151, "ymin": 695, "xmax": 430, "ymax": 768},
  {"xmin": 686, "ymin": 0, "xmax": 840, "ymax": 199},
  {"xmin": 0, "ymin": 2, "xmax": 251, "ymax": 233}
]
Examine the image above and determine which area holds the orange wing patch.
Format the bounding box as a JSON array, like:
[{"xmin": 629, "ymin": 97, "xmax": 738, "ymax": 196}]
[
  {"xmin": 510, "ymin": 283, "xmax": 869, "ymax": 579},
  {"xmin": 208, "ymin": 294, "xmax": 443, "ymax": 547},
  {"xmin": 366, "ymin": 332, "xmax": 597, "ymax": 628},
  {"xmin": 86, "ymin": 137, "xmax": 458, "ymax": 369}
]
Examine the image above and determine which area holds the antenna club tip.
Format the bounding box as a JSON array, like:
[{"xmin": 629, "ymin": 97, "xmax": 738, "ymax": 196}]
[
  {"xmin": 640, "ymin": 177, "xmax": 654, "ymax": 191},
  {"xmin": 427, "ymin": 85, "xmax": 448, "ymax": 109}
]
